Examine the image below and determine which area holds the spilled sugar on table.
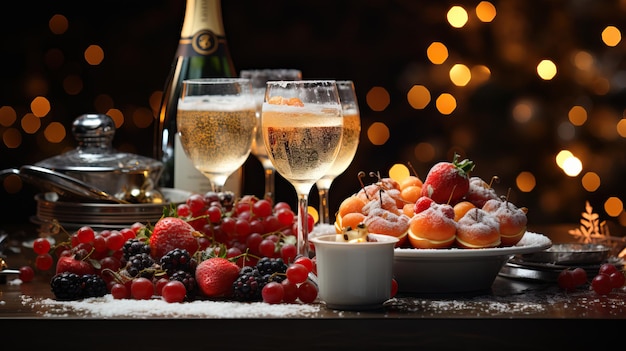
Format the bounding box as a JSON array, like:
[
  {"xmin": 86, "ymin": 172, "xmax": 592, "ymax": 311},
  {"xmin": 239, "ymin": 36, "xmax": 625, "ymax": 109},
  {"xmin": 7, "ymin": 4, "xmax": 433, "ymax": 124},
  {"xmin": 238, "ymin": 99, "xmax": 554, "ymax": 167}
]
[{"xmin": 1, "ymin": 223, "xmax": 624, "ymax": 350}]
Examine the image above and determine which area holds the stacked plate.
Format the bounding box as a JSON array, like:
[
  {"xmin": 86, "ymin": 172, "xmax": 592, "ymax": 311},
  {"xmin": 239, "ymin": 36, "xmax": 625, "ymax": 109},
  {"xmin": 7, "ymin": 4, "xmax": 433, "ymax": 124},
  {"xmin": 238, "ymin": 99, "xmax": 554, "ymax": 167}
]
[
  {"xmin": 32, "ymin": 188, "xmax": 191, "ymax": 233},
  {"xmin": 499, "ymin": 243, "xmax": 618, "ymax": 282}
]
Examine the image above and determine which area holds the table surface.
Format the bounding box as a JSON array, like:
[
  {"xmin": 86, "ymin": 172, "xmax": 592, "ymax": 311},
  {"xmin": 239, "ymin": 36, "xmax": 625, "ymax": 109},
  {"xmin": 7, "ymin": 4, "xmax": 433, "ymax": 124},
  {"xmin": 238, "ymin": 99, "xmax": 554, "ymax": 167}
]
[{"xmin": 1, "ymin": 222, "xmax": 624, "ymax": 350}]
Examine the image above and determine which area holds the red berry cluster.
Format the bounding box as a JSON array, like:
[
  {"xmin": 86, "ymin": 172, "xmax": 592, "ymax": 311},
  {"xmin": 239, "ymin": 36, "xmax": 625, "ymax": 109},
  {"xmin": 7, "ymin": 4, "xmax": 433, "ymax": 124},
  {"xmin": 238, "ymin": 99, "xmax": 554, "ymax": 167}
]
[
  {"xmin": 176, "ymin": 192, "xmax": 314, "ymax": 267},
  {"xmin": 23, "ymin": 191, "xmax": 323, "ymax": 306},
  {"xmin": 261, "ymin": 256, "xmax": 318, "ymax": 304},
  {"xmin": 558, "ymin": 263, "xmax": 625, "ymax": 295}
]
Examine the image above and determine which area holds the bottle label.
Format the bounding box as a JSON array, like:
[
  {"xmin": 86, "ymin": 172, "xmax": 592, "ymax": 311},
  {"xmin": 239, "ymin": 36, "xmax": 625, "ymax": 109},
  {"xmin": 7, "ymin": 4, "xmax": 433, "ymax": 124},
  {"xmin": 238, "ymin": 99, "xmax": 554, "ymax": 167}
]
[
  {"xmin": 177, "ymin": 30, "xmax": 226, "ymax": 57},
  {"xmin": 173, "ymin": 133, "xmax": 241, "ymax": 196}
]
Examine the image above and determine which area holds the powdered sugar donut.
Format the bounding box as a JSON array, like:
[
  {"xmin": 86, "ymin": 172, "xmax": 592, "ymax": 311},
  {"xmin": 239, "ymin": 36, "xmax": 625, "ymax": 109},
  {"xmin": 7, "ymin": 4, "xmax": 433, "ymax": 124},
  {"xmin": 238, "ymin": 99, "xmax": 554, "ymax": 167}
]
[
  {"xmin": 357, "ymin": 178, "xmax": 405, "ymax": 210},
  {"xmin": 407, "ymin": 202, "xmax": 457, "ymax": 249},
  {"xmin": 482, "ymin": 198, "xmax": 528, "ymax": 246},
  {"xmin": 363, "ymin": 207, "xmax": 410, "ymax": 247},
  {"xmin": 464, "ymin": 176, "xmax": 499, "ymax": 208},
  {"xmin": 456, "ymin": 208, "xmax": 501, "ymax": 249}
]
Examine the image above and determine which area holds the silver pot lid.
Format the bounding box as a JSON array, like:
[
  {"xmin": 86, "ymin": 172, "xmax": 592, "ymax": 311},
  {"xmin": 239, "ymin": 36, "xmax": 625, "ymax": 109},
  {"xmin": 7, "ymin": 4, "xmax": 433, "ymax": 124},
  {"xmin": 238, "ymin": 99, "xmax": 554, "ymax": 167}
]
[{"xmin": 34, "ymin": 114, "xmax": 163, "ymax": 175}]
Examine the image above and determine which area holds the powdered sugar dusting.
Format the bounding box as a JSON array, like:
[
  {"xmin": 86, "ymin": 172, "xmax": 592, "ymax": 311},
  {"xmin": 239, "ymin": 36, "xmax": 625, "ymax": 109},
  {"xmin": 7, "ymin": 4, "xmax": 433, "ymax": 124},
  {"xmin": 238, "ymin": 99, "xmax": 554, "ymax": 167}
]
[{"xmin": 21, "ymin": 295, "xmax": 321, "ymax": 318}]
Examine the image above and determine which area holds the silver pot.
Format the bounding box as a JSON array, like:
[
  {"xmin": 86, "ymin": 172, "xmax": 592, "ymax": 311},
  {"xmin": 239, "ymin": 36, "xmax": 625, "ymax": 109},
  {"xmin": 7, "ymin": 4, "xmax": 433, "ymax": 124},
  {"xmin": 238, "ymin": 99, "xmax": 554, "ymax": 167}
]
[{"xmin": 32, "ymin": 114, "xmax": 164, "ymax": 203}]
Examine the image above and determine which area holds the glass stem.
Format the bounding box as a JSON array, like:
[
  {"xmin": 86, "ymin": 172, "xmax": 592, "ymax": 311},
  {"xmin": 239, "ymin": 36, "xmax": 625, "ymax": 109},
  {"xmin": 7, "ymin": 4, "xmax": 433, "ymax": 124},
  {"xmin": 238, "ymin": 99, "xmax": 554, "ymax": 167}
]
[
  {"xmin": 318, "ymin": 186, "xmax": 330, "ymax": 224},
  {"xmin": 296, "ymin": 192, "xmax": 310, "ymax": 258},
  {"xmin": 264, "ymin": 166, "xmax": 275, "ymax": 203}
]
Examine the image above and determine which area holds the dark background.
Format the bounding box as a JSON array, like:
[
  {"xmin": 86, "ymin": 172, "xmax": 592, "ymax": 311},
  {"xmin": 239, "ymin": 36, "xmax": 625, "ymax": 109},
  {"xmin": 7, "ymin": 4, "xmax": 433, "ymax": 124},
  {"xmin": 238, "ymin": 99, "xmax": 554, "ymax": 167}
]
[{"xmin": 1, "ymin": 0, "xmax": 626, "ymax": 232}]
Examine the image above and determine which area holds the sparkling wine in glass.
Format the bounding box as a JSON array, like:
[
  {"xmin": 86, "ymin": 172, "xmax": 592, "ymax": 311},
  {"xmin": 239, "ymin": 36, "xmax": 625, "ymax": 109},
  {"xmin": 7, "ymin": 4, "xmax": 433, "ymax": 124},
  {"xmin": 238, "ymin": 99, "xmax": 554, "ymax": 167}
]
[
  {"xmin": 177, "ymin": 78, "xmax": 256, "ymax": 193},
  {"xmin": 315, "ymin": 80, "xmax": 361, "ymax": 224},
  {"xmin": 240, "ymin": 69, "xmax": 302, "ymax": 203},
  {"xmin": 262, "ymin": 80, "xmax": 343, "ymax": 257}
]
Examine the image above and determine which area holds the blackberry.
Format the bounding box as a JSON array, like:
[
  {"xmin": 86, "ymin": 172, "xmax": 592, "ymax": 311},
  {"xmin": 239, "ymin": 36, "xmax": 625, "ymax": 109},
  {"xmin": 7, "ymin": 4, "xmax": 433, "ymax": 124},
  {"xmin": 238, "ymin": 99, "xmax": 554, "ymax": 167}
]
[
  {"xmin": 170, "ymin": 270, "xmax": 197, "ymax": 299},
  {"xmin": 256, "ymin": 257, "xmax": 288, "ymax": 286},
  {"xmin": 125, "ymin": 252, "xmax": 156, "ymax": 278},
  {"xmin": 232, "ymin": 266, "xmax": 262, "ymax": 301},
  {"xmin": 160, "ymin": 248, "xmax": 196, "ymax": 276},
  {"xmin": 50, "ymin": 272, "xmax": 83, "ymax": 301},
  {"xmin": 122, "ymin": 238, "xmax": 150, "ymax": 262},
  {"xmin": 219, "ymin": 191, "xmax": 235, "ymax": 211},
  {"xmin": 81, "ymin": 274, "xmax": 108, "ymax": 298},
  {"xmin": 256, "ymin": 257, "xmax": 288, "ymax": 276}
]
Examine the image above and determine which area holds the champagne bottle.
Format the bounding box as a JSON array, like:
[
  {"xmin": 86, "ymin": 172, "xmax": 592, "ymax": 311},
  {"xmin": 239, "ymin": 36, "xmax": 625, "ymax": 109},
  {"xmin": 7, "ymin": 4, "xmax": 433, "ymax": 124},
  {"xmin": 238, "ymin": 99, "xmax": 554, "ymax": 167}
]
[{"xmin": 155, "ymin": 0, "xmax": 242, "ymax": 195}]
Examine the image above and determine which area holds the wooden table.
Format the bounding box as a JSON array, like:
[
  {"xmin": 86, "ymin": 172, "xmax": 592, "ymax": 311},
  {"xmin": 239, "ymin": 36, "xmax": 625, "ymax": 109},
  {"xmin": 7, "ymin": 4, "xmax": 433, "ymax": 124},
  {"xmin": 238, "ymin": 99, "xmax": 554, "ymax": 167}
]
[{"xmin": 1, "ymin": 223, "xmax": 623, "ymax": 350}]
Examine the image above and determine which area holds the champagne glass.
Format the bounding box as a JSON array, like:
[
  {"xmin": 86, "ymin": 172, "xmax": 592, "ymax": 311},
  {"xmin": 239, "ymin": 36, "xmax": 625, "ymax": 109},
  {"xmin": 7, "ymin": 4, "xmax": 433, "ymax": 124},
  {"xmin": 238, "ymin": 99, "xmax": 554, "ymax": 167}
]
[
  {"xmin": 177, "ymin": 78, "xmax": 256, "ymax": 193},
  {"xmin": 262, "ymin": 80, "xmax": 343, "ymax": 257},
  {"xmin": 240, "ymin": 69, "xmax": 302, "ymax": 203},
  {"xmin": 315, "ymin": 80, "xmax": 361, "ymax": 225}
]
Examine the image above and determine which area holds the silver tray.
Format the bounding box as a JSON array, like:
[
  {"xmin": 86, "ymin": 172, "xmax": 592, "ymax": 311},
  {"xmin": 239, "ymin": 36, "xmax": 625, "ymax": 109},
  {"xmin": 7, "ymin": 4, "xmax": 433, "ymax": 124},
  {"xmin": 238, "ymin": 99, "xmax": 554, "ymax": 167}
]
[
  {"xmin": 517, "ymin": 243, "xmax": 610, "ymax": 265},
  {"xmin": 32, "ymin": 188, "xmax": 190, "ymax": 231}
]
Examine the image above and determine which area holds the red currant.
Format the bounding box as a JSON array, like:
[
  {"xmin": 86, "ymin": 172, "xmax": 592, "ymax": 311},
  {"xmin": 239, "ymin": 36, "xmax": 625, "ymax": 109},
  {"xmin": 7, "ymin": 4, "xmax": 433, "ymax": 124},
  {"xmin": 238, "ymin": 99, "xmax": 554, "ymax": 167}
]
[
  {"xmin": 259, "ymin": 239, "xmax": 276, "ymax": 257},
  {"xmin": 281, "ymin": 279, "xmax": 299, "ymax": 303},
  {"xmin": 276, "ymin": 208, "xmax": 295, "ymax": 226},
  {"xmin": 286, "ymin": 263, "xmax": 309, "ymax": 284},
  {"xmin": 246, "ymin": 233, "xmax": 263, "ymax": 256},
  {"xmin": 19, "ymin": 266, "xmax": 35, "ymax": 282},
  {"xmin": 251, "ymin": 199, "xmax": 272, "ymax": 217},
  {"xmin": 280, "ymin": 243, "xmax": 297, "ymax": 264},
  {"xmin": 274, "ymin": 201, "xmax": 291, "ymax": 212},
  {"xmin": 120, "ymin": 228, "xmax": 136, "ymax": 241},
  {"xmin": 262, "ymin": 281, "xmax": 285, "ymax": 304},
  {"xmin": 131, "ymin": 277, "xmax": 155, "ymax": 300},
  {"xmin": 162, "ymin": 280, "xmax": 187, "ymax": 303},
  {"xmin": 32, "ymin": 238, "xmax": 51, "ymax": 255},
  {"xmin": 35, "ymin": 253, "xmax": 54, "ymax": 271},
  {"xmin": 186, "ymin": 193, "xmax": 206, "ymax": 216},
  {"xmin": 293, "ymin": 256, "xmax": 313, "ymax": 272},
  {"xmin": 105, "ymin": 231, "xmax": 125, "ymax": 251},
  {"xmin": 76, "ymin": 226, "xmax": 95, "ymax": 244},
  {"xmin": 297, "ymin": 280, "xmax": 318, "ymax": 303},
  {"xmin": 111, "ymin": 283, "xmax": 130, "ymax": 299}
]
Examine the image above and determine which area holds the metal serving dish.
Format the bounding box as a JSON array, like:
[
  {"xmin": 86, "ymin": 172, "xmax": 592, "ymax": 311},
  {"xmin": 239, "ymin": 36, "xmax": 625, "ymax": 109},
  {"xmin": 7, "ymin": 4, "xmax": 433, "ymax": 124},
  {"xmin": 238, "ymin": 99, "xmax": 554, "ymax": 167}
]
[
  {"xmin": 518, "ymin": 243, "xmax": 611, "ymax": 265},
  {"xmin": 32, "ymin": 114, "xmax": 163, "ymax": 203},
  {"xmin": 31, "ymin": 188, "xmax": 191, "ymax": 232}
]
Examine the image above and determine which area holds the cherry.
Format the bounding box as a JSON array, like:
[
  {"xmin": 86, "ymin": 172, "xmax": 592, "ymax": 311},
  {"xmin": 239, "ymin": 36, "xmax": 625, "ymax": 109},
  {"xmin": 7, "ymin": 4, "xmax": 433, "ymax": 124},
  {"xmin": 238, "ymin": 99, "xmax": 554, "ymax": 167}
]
[
  {"xmin": 557, "ymin": 269, "xmax": 577, "ymax": 291},
  {"xmin": 571, "ymin": 267, "xmax": 588, "ymax": 287},
  {"xmin": 609, "ymin": 271, "xmax": 625, "ymax": 289},
  {"xmin": 591, "ymin": 274, "xmax": 613, "ymax": 295}
]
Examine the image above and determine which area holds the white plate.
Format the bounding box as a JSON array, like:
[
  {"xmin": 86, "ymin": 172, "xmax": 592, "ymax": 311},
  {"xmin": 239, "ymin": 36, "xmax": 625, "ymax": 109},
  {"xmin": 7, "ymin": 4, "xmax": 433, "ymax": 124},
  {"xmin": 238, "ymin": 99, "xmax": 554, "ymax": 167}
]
[{"xmin": 393, "ymin": 232, "xmax": 552, "ymax": 294}]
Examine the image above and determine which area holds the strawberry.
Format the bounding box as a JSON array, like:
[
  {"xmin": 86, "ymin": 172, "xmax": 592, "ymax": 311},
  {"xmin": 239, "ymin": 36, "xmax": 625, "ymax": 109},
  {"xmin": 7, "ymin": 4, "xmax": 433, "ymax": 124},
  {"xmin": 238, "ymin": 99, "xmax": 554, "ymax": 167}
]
[
  {"xmin": 195, "ymin": 257, "xmax": 240, "ymax": 297},
  {"xmin": 149, "ymin": 217, "xmax": 200, "ymax": 260},
  {"xmin": 421, "ymin": 153, "xmax": 475, "ymax": 205},
  {"xmin": 55, "ymin": 255, "xmax": 96, "ymax": 276}
]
